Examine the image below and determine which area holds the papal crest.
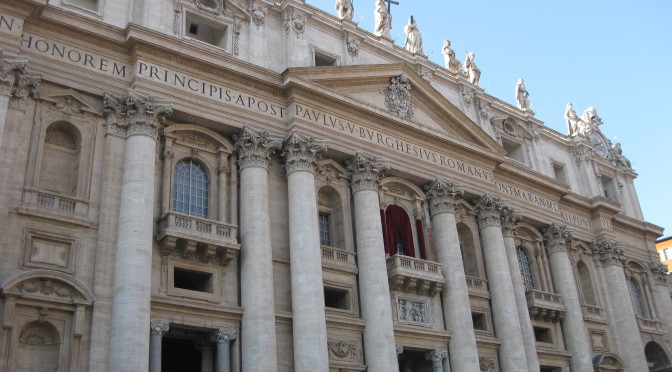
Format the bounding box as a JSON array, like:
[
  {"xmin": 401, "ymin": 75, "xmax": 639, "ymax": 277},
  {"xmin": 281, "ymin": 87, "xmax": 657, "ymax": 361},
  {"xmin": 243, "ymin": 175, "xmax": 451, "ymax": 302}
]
[{"xmin": 384, "ymin": 74, "xmax": 414, "ymax": 119}]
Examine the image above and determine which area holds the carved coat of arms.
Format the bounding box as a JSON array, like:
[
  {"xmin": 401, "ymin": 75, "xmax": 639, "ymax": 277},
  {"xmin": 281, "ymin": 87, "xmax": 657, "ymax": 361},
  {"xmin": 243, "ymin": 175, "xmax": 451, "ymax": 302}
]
[{"xmin": 384, "ymin": 74, "xmax": 414, "ymax": 119}]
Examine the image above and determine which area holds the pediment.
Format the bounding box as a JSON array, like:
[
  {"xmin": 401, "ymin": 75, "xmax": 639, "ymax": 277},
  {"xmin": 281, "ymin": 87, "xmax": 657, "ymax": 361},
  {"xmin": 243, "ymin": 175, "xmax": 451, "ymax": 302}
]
[
  {"xmin": 283, "ymin": 64, "xmax": 505, "ymax": 157},
  {"xmin": 40, "ymin": 88, "xmax": 100, "ymax": 116}
]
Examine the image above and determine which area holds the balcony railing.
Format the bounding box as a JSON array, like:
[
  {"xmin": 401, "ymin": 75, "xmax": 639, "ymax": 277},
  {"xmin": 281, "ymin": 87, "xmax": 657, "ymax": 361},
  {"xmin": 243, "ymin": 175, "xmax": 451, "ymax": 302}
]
[
  {"xmin": 156, "ymin": 212, "xmax": 239, "ymax": 266},
  {"xmin": 321, "ymin": 246, "xmax": 357, "ymax": 273},
  {"xmin": 465, "ymin": 276, "xmax": 489, "ymax": 298},
  {"xmin": 386, "ymin": 254, "xmax": 444, "ymax": 297},
  {"xmin": 637, "ymin": 317, "xmax": 663, "ymax": 333},
  {"xmin": 582, "ymin": 304, "xmax": 606, "ymax": 322},
  {"xmin": 22, "ymin": 188, "xmax": 89, "ymax": 215},
  {"xmin": 525, "ymin": 289, "xmax": 565, "ymax": 323}
]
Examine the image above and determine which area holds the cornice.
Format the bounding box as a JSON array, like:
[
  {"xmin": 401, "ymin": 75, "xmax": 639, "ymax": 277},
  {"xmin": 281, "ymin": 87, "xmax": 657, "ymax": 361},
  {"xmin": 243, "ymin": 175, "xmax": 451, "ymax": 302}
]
[{"xmin": 496, "ymin": 159, "xmax": 570, "ymax": 196}]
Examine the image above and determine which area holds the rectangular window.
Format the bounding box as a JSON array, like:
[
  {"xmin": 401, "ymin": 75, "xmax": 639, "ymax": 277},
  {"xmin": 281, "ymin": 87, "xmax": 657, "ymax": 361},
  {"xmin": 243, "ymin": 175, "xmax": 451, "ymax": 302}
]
[
  {"xmin": 319, "ymin": 212, "xmax": 331, "ymax": 246},
  {"xmin": 173, "ymin": 267, "xmax": 213, "ymax": 293},
  {"xmin": 534, "ymin": 327, "xmax": 553, "ymax": 343},
  {"xmin": 324, "ymin": 287, "xmax": 350, "ymax": 310},
  {"xmin": 552, "ymin": 162, "xmax": 568, "ymax": 184},
  {"xmin": 185, "ymin": 12, "xmax": 228, "ymax": 49},
  {"xmin": 472, "ymin": 312, "xmax": 487, "ymax": 331},
  {"xmin": 315, "ymin": 52, "xmax": 337, "ymax": 66},
  {"xmin": 502, "ymin": 138, "xmax": 526, "ymax": 164}
]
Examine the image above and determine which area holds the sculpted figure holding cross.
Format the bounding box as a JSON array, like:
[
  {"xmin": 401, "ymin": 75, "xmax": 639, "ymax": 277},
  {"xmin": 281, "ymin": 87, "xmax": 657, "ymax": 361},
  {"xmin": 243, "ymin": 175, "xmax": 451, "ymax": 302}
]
[
  {"xmin": 403, "ymin": 16, "xmax": 423, "ymax": 54},
  {"xmin": 374, "ymin": 0, "xmax": 392, "ymax": 38}
]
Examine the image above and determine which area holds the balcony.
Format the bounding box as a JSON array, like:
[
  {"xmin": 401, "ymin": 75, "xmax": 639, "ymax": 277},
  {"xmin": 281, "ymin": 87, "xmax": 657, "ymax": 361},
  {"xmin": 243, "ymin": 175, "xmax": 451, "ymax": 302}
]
[
  {"xmin": 465, "ymin": 276, "xmax": 489, "ymax": 299},
  {"xmin": 386, "ymin": 254, "xmax": 444, "ymax": 297},
  {"xmin": 321, "ymin": 246, "xmax": 357, "ymax": 273},
  {"xmin": 156, "ymin": 212, "xmax": 239, "ymax": 266},
  {"xmin": 525, "ymin": 289, "xmax": 565, "ymax": 323},
  {"xmin": 582, "ymin": 305, "xmax": 606, "ymax": 323},
  {"xmin": 19, "ymin": 188, "xmax": 90, "ymax": 220},
  {"xmin": 637, "ymin": 317, "xmax": 664, "ymax": 334}
]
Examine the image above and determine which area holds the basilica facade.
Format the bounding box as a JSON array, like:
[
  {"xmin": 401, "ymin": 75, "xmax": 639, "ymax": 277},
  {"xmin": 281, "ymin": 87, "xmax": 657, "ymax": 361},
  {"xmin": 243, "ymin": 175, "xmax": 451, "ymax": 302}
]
[{"xmin": 0, "ymin": 0, "xmax": 669, "ymax": 371}]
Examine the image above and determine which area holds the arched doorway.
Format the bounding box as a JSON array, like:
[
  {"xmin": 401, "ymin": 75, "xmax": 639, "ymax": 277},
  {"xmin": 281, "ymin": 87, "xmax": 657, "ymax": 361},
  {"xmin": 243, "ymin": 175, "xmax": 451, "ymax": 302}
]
[{"xmin": 645, "ymin": 342, "xmax": 672, "ymax": 372}]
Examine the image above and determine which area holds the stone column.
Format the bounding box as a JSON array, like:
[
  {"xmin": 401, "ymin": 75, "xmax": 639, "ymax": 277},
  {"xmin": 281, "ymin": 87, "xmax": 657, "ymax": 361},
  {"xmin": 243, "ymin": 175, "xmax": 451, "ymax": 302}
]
[
  {"xmin": 500, "ymin": 209, "xmax": 539, "ymax": 372},
  {"xmin": 591, "ymin": 240, "xmax": 649, "ymax": 371},
  {"xmin": 233, "ymin": 126, "xmax": 282, "ymax": 372},
  {"xmin": 424, "ymin": 179, "xmax": 479, "ymax": 372},
  {"xmin": 346, "ymin": 152, "xmax": 399, "ymax": 372},
  {"xmin": 217, "ymin": 152, "xmax": 230, "ymax": 222},
  {"xmin": 650, "ymin": 262, "xmax": 672, "ymax": 336},
  {"xmin": 196, "ymin": 339, "xmax": 214, "ymax": 372},
  {"xmin": 212, "ymin": 329, "xmax": 236, "ymax": 372},
  {"xmin": 149, "ymin": 320, "xmax": 169, "ymax": 372},
  {"xmin": 282, "ymin": 131, "xmax": 330, "ymax": 371},
  {"xmin": 542, "ymin": 224, "xmax": 592, "ymax": 372},
  {"xmin": 0, "ymin": 51, "xmax": 39, "ymax": 150},
  {"xmin": 106, "ymin": 91, "xmax": 173, "ymax": 372},
  {"xmin": 425, "ymin": 349, "xmax": 448, "ymax": 372},
  {"xmin": 472, "ymin": 194, "xmax": 527, "ymax": 372}
]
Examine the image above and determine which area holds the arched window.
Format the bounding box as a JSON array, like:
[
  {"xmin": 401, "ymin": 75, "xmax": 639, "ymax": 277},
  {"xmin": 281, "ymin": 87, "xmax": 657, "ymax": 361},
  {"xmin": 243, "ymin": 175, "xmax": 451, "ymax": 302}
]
[
  {"xmin": 382, "ymin": 205, "xmax": 416, "ymax": 258},
  {"xmin": 645, "ymin": 341, "xmax": 671, "ymax": 371},
  {"xmin": 577, "ymin": 261, "xmax": 597, "ymax": 306},
  {"xmin": 629, "ymin": 278, "xmax": 646, "ymax": 318},
  {"xmin": 173, "ymin": 159, "xmax": 209, "ymax": 218},
  {"xmin": 516, "ymin": 247, "xmax": 534, "ymax": 290},
  {"xmin": 39, "ymin": 122, "xmax": 80, "ymax": 196}
]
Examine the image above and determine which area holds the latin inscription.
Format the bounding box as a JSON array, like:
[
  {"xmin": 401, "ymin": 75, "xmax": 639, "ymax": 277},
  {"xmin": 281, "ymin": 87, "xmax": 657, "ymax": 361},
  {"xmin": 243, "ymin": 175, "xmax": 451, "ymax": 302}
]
[
  {"xmin": 494, "ymin": 181, "xmax": 560, "ymax": 212},
  {"xmin": 0, "ymin": 13, "xmax": 23, "ymax": 37},
  {"xmin": 560, "ymin": 210, "xmax": 592, "ymax": 229}
]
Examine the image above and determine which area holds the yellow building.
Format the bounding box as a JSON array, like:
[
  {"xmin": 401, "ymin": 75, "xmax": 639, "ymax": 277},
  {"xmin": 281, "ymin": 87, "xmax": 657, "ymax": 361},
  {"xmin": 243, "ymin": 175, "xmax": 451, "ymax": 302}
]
[{"xmin": 658, "ymin": 236, "xmax": 672, "ymax": 267}]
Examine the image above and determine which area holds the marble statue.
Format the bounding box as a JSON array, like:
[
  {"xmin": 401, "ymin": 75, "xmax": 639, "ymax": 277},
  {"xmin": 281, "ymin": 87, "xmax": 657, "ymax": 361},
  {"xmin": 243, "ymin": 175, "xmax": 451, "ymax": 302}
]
[
  {"xmin": 403, "ymin": 16, "xmax": 423, "ymax": 54},
  {"xmin": 610, "ymin": 142, "xmax": 632, "ymax": 169},
  {"xmin": 442, "ymin": 40, "xmax": 462, "ymax": 73},
  {"xmin": 374, "ymin": 0, "xmax": 392, "ymax": 38},
  {"xmin": 464, "ymin": 52, "xmax": 481, "ymax": 85},
  {"xmin": 335, "ymin": 0, "xmax": 354, "ymax": 20},
  {"xmin": 564, "ymin": 103, "xmax": 581, "ymax": 136},
  {"xmin": 515, "ymin": 78, "xmax": 531, "ymax": 111}
]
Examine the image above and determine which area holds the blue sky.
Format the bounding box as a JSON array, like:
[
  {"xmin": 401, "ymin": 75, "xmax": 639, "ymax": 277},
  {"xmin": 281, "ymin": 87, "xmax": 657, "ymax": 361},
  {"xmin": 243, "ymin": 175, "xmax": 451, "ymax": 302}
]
[{"xmin": 307, "ymin": 0, "xmax": 672, "ymax": 237}]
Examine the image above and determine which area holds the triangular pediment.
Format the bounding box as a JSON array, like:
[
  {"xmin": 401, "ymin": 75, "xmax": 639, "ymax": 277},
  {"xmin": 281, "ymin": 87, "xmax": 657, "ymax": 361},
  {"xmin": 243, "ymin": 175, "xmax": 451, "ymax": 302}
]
[
  {"xmin": 282, "ymin": 64, "xmax": 505, "ymax": 157},
  {"xmin": 39, "ymin": 88, "xmax": 100, "ymax": 116}
]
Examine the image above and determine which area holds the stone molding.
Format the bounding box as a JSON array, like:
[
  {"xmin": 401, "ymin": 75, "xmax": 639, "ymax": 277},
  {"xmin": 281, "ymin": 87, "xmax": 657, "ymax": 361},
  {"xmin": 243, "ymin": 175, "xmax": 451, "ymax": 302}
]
[
  {"xmin": 543, "ymin": 223, "xmax": 573, "ymax": 256},
  {"xmin": 211, "ymin": 329, "xmax": 237, "ymax": 344},
  {"xmin": 233, "ymin": 125, "xmax": 283, "ymax": 171},
  {"xmin": 473, "ymin": 194, "xmax": 507, "ymax": 229},
  {"xmin": 424, "ymin": 178, "xmax": 463, "ymax": 217},
  {"xmin": 425, "ymin": 349, "xmax": 448, "ymax": 362},
  {"xmin": 346, "ymin": 152, "xmax": 389, "ymax": 193},
  {"xmin": 281, "ymin": 131, "xmax": 329, "ymax": 175},
  {"xmin": 103, "ymin": 90, "xmax": 173, "ymax": 140},
  {"xmin": 590, "ymin": 240, "xmax": 624, "ymax": 267},
  {"xmin": 500, "ymin": 207, "xmax": 521, "ymax": 238},
  {"xmin": 649, "ymin": 261, "xmax": 669, "ymax": 285},
  {"xmin": 0, "ymin": 50, "xmax": 41, "ymax": 109},
  {"xmin": 149, "ymin": 320, "xmax": 170, "ymax": 336}
]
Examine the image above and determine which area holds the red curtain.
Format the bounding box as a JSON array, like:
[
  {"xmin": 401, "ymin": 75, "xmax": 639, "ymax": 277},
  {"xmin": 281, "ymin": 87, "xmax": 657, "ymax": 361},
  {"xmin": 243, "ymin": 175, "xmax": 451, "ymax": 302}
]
[
  {"xmin": 380, "ymin": 209, "xmax": 390, "ymax": 254},
  {"xmin": 416, "ymin": 219, "xmax": 426, "ymax": 260},
  {"xmin": 384, "ymin": 205, "xmax": 415, "ymax": 257}
]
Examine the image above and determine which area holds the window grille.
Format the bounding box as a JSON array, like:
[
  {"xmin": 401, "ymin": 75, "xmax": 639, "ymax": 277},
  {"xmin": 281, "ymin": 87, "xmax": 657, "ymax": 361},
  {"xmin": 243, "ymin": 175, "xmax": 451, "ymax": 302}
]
[
  {"xmin": 629, "ymin": 278, "xmax": 646, "ymax": 318},
  {"xmin": 173, "ymin": 159, "xmax": 209, "ymax": 218},
  {"xmin": 319, "ymin": 212, "xmax": 331, "ymax": 246},
  {"xmin": 517, "ymin": 247, "xmax": 535, "ymax": 290}
]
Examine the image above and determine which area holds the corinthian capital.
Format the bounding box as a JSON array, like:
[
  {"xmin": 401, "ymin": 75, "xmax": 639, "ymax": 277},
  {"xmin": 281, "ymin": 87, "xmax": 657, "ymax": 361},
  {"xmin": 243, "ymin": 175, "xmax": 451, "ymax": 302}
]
[
  {"xmin": 345, "ymin": 152, "xmax": 390, "ymax": 193},
  {"xmin": 543, "ymin": 223, "xmax": 573, "ymax": 255},
  {"xmin": 149, "ymin": 319, "xmax": 170, "ymax": 336},
  {"xmin": 425, "ymin": 349, "xmax": 448, "ymax": 362},
  {"xmin": 233, "ymin": 125, "xmax": 283, "ymax": 171},
  {"xmin": 0, "ymin": 50, "xmax": 41, "ymax": 109},
  {"xmin": 500, "ymin": 205, "xmax": 521, "ymax": 238},
  {"xmin": 590, "ymin": 239, "xmax": 624, "ymax": 266},
  {"xmin": 281, "ymin": 131, "xmax": 329, "ymax": 175},
  {"xmin": 103, "ymin": 90, "xmax": 173, "ymax": 139},
  {"xmin": 211, "ymin": 329, "xmax": 237, "ymax": 344},
  {"xmin": 473, "ymin": 194, "xmax": 507, "ymax": 229},
  {"xmin": 424, "ymin": 178, "xmax": 463, "ymax": 217},
  {"xmin": 650, "ymin": 261, "xmax": 669, "ymax": 285}
]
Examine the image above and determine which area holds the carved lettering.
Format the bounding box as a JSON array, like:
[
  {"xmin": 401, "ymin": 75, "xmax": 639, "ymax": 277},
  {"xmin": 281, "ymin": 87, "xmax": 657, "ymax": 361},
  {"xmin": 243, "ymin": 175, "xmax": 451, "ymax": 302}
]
[{"xmin": 0, "ymin": 13, "xmax": 22, "ymax": 37}]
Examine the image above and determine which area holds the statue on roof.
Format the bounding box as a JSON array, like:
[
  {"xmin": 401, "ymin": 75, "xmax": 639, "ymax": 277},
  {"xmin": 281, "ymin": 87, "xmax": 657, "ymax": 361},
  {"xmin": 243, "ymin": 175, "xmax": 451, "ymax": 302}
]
[
  {"xmin": 464, "ymin": 52, "xmax": 481, "ymax": 85},
  {"xmin": 565, "ymin": 103, "xmax": 581, "ymax": 136},
  {"xmin": 374, "ymin": 0, "xmax": 392, "ymax": 38},
  {"xmin": 403, "ymin": 16, "xmax": 423, "ymax": 54},
  {"xmin": 609, "ymin": 142, "xmax": 632, "ymax": 170},
  {"xmin": 442, "ymin": 40, "xmax": 462, "ymax": 74},
  {"xmin": 515, "ymin": 78, "xmax": 532, "ymax": 112},
  {"xmin": 565, "ymin": 104, "xmax": 603, "ymax": 137},
  {"xmin": 336, "ymin": 0, "xmax": 354, "ymax": 21}
]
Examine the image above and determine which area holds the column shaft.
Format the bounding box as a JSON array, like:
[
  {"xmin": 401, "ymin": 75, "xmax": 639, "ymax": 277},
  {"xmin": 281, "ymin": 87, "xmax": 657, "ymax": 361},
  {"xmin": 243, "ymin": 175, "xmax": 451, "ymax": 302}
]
[
  {"xmin": 544, "ymin": 225, "xmax": 592, "ymax": 372},
  {"xmin": 149, "ymin": 333, "xmax": 162, "ymax": 372},
  {"xmin": 216, "ymin": 342, "xmax": 231, "ymax": 372},
  {"xmin": 0, "ymin": 94, "xmax": 10, "ymax": 150},
  {"xmin": 284, "ymin": 132, "xmax": 330, "ymax": 371},
  {"xmin": 348, "ymin": 153, "xmax": 398, "ymax": 372}
]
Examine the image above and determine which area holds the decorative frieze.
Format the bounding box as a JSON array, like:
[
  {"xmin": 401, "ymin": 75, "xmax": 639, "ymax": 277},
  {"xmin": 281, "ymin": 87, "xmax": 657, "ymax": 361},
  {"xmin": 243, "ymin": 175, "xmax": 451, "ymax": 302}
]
[
  {"xmin": 327, "ymin": 341, "xmax": 358, "ymax": 360},
  {"xmin": 284, "ymin": 10, "xmax": 306, "ymax": 38},
  {"xmin": 590, "ymin": 240, "xmax": 624, "ymax": 266},
  {"xmin": 649, "ymin": 261, "xmax": 669, "ymax": 285},
  {"xmin": 473, "ymin": 194, "xmax": 507, "ymax": 229},
  {"xmin": 479, "ymin": 357, "xmax": 496, "ymax": 372},
  {"xmin": 346, "ymin": 35, "xmax": 360, "ymax": 58},
  {"xmin": 211, "ymin": 329, "xmax": 237, "ymax": 344},
  {"xmin": 281, "ymin": 131, "xmax": 329, "ymax": 175},
  {"xmin": 103, "ymin": 90, "xmax": 173, "ymax": 139},
  {"xmin": 149, "ymin": 320, "xmax": 170, "ymax": 336},
  {"xmin": 345, "ymin": 152, "xmax": 389, "ymax": 193},
  {"xmin": 249, "ymin": 3, "xmax": 267, "ymax": 29},
  {"xmin": 233, "ymin": 125, "xmax": 283, "ymax": 170},
  {"xmin": 425, "ymin": 178, "xmax": 463, "ymax": 217},
  {"xmin": 384, "ymin": 74, "xmax": 414, "ymax": 119},
  {"xmin": 397, "ymin": 298, "xmax": 429, "ymax": 325},
  {"xmin": 543, "ymin": 223, "xmax": 573, "ymax": 256}
]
